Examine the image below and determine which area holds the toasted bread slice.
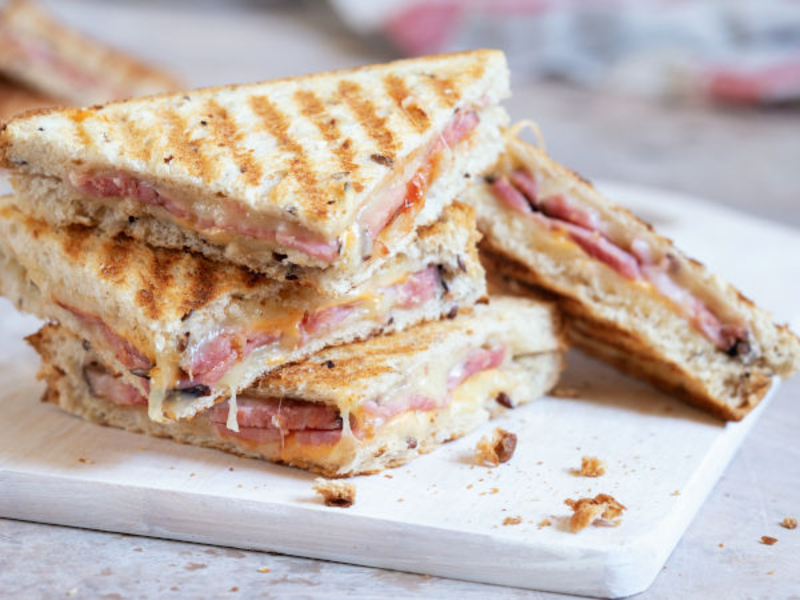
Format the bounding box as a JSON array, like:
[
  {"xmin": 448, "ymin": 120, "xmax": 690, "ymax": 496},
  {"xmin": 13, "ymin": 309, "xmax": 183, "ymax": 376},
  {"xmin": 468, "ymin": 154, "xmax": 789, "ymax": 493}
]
[
  {"xmin": 29, "ymin": 296, "xmax": 565, "ymax": 476},
  {"xmin": 465, "ymin": 127, "xmax": 800, "ymax": 420},
  {"xmin": 0, "ymin": 50, "xmax": 509, "ymax": 293},
  {"xmin": 0, "ymin": 196, "xmax": 485, "ymax": 422},
  {"xmin": 0, "ymin": 0, "xmax": 180, "ymax": 104}
]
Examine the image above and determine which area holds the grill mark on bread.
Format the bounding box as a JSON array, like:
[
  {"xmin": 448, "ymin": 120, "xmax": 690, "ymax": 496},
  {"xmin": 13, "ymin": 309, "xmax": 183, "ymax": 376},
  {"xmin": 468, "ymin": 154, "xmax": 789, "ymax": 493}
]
[
  {"xmin": 181, "ymin": 257, "xmax": 224, "ymax": 314},
  {"xmin": 249, "ymin": 95, "xmax": 324, "ymax": 213},
  {"xmin": 294, "ymin": 89, "xmax": 363, "ymax": 194},
  {"xmin": 135, "ymin": 248, "xmax": 183, "ymax": 320},
  {"xmin": 337, "ymin": 80, "xmax": 398, "ymax": 158},
  {"xmin": 68, "ymin": 109, "xmax": 96, "ymax": 150},
  {"xmin": 60, "ymin": 225, "xmax": 92, "ymax": 259},
  {"xmin": 119, "ymin": 117, "xmax": 156, "ymax": 164},
  {"xmin": 428, "ymin": 76, "xmax": 460, "ymax": 108},
  {"xmin": 203, "ymin": 100, "xmax": 263, "ymax": 187},
  {"xmin": 98, "ymin": 235, "xmax": 133, "ymax": 284},
  {"xmin": 383, "ymin": 74, "xmax": 430, "ymax": 132},
  {"xmin": 163, "ymin": 108, "xmax": 208, "ymax": 180}
]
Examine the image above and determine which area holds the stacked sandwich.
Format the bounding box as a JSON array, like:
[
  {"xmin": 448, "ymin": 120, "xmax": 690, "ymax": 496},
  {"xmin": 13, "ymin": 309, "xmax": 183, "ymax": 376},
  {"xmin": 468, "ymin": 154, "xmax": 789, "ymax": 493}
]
[{"xmin": 0, "ymin": 50, "xmax": 568, "ymax": 476}]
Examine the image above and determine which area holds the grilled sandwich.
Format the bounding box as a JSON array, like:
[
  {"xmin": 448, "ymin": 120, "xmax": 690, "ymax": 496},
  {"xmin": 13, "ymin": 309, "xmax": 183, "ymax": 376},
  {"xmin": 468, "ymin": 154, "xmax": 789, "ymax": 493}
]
[
  {"xmin": 29, "ymin": 296, "xmax": 565, "ymax": 476},
  {"xmin": 0, "ymin": 196, "xmax": 485, "ymax": 423},
  {"xmin": 0, "ymin": 49, "xmax": 509, "ymax": 293},
  {"xmin": 462, "ymin": 126, "xmax": 800, "ymax": 420},
  {"xmin": 0, "ymin": 0, "xmax": 180, "ymax": 105}
]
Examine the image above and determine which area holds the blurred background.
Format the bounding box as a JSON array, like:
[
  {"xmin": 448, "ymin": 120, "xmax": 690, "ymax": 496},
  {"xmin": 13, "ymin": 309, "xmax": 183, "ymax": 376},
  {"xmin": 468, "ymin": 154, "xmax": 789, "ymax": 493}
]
[{"xmin": 1, "ymin": 0, "xmax": 798, "ymax": 226}]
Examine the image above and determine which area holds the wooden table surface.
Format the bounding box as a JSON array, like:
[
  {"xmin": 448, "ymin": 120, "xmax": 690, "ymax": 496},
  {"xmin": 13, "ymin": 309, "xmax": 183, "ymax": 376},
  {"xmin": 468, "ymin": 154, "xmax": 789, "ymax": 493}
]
[{"xmin": 1, "ymin": 2, "xmax": 798, "ymax": 598}]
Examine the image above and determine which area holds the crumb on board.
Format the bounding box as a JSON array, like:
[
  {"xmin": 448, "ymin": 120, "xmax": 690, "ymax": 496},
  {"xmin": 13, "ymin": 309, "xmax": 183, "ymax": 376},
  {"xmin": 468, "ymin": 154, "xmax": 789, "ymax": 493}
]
[
  {"xmin": 550, "ymin": 386, "xmax": 580, "ymax": 398},
  {"xmin": 577, "ymin": 456, "xmax": 606, "ymax": 477},
  {"xmin": 538, "ymin": 519, "xmax": 552, "ymax": 529},
  {"xmin": 313, "ymin": 478, "xmax": 356, "ymax": 508},
  {"xmin": 475, "ymin": 428, "xmax": 517, "ymax": 466},
  {"xmin": 503, "ymin": 516, "xmax": 523, "ymax": 526},
  {"xmin": 760, "ymin": 536, "xmax": 778, "ymax": 546},
  {"xmin": 258, "ymin": 567, "xmax": 270, "ymax": 573},
  {"xmin": 565, "ymin": 494, "xmax": 626, "ymax": 533},
  {"xmin": 718, "ymin": 543, "xmax": 724, "ymax": 548},
  {"xmin": 780, "ymin": 517, "xmax": 797, "ymax": 530},
  {"xmin": 77, "ymin": 457, "xmax": 94, "ymax": 464}
]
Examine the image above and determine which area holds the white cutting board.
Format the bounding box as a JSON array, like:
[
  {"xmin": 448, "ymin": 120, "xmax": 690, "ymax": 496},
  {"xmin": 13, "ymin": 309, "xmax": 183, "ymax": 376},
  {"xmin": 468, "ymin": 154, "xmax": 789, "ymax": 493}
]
[{"xmin": 0, "ymin": 182, "xmax": 798, "ymax": 598}]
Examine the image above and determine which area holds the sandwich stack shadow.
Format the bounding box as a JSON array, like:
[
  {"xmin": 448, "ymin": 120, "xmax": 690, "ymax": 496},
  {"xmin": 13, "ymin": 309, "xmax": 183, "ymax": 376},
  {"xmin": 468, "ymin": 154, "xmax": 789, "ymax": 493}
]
[{"xmin": 0, "ymin": 50, "xmax": 569, "ymax": 475}]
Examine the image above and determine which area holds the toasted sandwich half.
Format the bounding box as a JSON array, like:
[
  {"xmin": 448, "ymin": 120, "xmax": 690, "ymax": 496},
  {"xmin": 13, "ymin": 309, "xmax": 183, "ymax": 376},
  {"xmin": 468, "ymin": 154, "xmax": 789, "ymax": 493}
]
[
  {"xmin": 0, "ymin": 50, "xmax": 509, "ymax": 293},
  {"xmin": 0, "ymin": 0, "xmax": 180, "ymax": 104},
  {"xmin": 462, "ymin": 127, "xmax": 800, "ymax": 420},
  {"xmin": 0, "ymin": 197, "xmax": 485, "ymax": 422},
  {"xmin": 29, "ymin": 296, "xmax": 565, "ymax": 476}
]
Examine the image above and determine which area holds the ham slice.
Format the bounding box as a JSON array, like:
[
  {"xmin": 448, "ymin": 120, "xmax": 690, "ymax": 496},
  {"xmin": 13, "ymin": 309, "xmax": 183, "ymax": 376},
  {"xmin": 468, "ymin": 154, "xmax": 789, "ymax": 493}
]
[
  {"xmin": 60, "ymin": 303, "xmax": 152, "ymax": 373},
  {"xmin": 210, "ymin": 396, "xmax": 341, "ymax": 431},
  {"xmin": 69, "ymin": 171, "xmax": 339, "ymax": 262},
  {"xmin": 362, "ymin": 343, "xmax": 508, "ymax": 429},
  {"xmin": 84, "ymin": 365, "xmax": 147, "ymax": 406},
  {"xmin": 491, "ymin": 168, "xmax": 748, "ymax": 351},
  {"xmin": 393, "ymin": 265, "xmax": 440, "ymax": 308},
  {"xmin": 491, "ymin": 177, "xmax": 533, "ymax": 214},
  {"xmin": 210, "ymin": 396, "xmax": 343, "ymax": 446},
  {"xmin": 560, "ymin": 222, "xmax": 642, "ymax": 280},
  {"xmin": 446, "ymin": 344, "xmax": 506, "ymax": 389}
]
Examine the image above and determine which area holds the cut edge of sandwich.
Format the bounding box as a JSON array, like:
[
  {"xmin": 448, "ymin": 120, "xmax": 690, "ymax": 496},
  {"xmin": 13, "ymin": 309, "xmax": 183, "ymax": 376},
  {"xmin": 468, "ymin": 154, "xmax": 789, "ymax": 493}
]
[
  {"xmin": 467, "ymin": 124, "xmax": 800, "ymax": 420},
  {"xmin": 28, "ymin": 295, "xmax": 565, "ymax": 476},
  {"xmin": 0, "ymin": 197, "xmax": 486, "ymax": 423}
]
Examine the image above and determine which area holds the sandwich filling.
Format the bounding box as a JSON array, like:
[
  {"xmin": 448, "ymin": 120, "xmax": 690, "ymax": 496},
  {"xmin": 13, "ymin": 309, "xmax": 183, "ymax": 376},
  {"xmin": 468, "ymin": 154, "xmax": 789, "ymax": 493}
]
[
  {"xmin": 66, "ymin": 107, "xmax": 482, "ymax": 264},
  {"xmin": 59, "ymin": 265, "xmax": 447, "ymax": 420},
  {"xmin": 488, "ymin": 168, "xmax": 751, "ymax": 356},
  {"xmin": 82, "ymin": 341, "xmax": 508, "ymax": 449}
]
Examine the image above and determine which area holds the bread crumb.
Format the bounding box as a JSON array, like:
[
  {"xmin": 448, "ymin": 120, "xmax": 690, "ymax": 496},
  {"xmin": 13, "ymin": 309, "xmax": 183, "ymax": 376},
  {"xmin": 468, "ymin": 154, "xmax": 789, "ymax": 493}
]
[
  {"xmin": 780, "ymin": 517, "xmax": 797, "ymax": 530},
  {"xmin": 503, "ymin": 516, "xmax": 522, "ymax": 526},
  {"xmin": 577, "ymin": 456, "xmax": 605, "ymax": 477},
  {"xmin": 77, "ymin": 457, "xmax": 94, "ymax": 465},
  {"xmin": 565, "ymin": 494, "xmax": 626, "ymax": 533},
  {"xmin": 718, "ymin": 543, "xmax": 724, "ymax": 548},
  {"xmin": 551, "ymin": 387, "xmax": 580, "ymax": 398},
  {"xmin": 537, "ymin": 519, "xmax": 552, "ymax": 528},
  {"xmin": 489, "ymin": 487, "xmax": 499, "ymax": 494},
  {"xmin": 761, "ymin": 536, "xmax": 778, "ymax": 546},
  {"xmin": 230, "ymin": 586, "xmax": 239, "ymax": 592},
  {"xmin": 475, "ymin": 428, "xmax": 517, "ymax": 466},
  {"xmin": 768, "ymin": 569, "xmax": 775, "ymax": 575},
  {"xmin": 258, "ymin": 567, "xmax": 270, "ymax": 573},
  {"xmin": 313, "ymin": 478, "xmax": 356, "ymax": 508},
  {"xmin": 672, "ymin": 490, "xmax": 680, "ymax": 496}
]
